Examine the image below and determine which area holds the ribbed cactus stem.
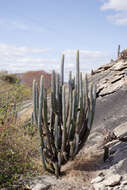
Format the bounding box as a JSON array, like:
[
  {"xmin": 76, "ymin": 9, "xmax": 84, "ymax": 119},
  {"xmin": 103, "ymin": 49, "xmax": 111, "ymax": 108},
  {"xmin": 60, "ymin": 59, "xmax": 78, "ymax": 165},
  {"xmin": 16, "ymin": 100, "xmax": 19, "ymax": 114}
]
[
  {"xmin": 53, "ymin": 162, "xmax": 60, "ymax": 178},
  {"xmin": 76, "ymin": 50, "xmax": 80, "ymax": 102},
  {"xmin": 35, "ymin": 82, "xmax": 39, "ymax": 113},
  {"xmin": 52, "ymin": 70, "xmax": 56, "ymax": 95},
  {"xmin": 72, "ymin": 89, "xmax": 76, "ymax": 121},
  {"xmin": 43, "ymin": 88, "xmax": 53, "ymax": 154},
  {"xmin": 118, "ymin": 44, "xmax": 120, "ymax": 58},
  {"xmin": 67, "ymin": 71, "xmax": 73, "ymax": 135},
  {"xmin": 58, "ymin": 152, "xmax": 61, "ymax": 169},
  {"xmin": 56, "ymin": 73, "xmax": 60, "ymax": 114},
  {"xmin": 84, "ymin": 74, "xmax": 88, "ymax": 96},
  {"xmin": 55, "ymin": 114, "xmax": 59, "ymax": 151},
  {"xmin": 38, "ymin": 75, "xmax": 44, "ymax": 127},
  {"xmin": 61, "ymin": 54, "xmax": 64, "ymax": 86},
  {"xmin": 32, "ymin": 79, "xmax": 45, "ymax": 171},
  {"xmin": 56, "ymin": 74, "xmax": 59, "ymax": 100},
  {"xmin": 62, "ymin": 85, "xmax": 66, "ymax": 152},
  {"xmin": 79, "ymin": 72, "xmax": 83, "ymax": 111},
  {"xmin": 33, "ymin": 80, "xmax": 38, "ymax": 125},
  {"xmin": 69, "ymin": 71, "xmax": 72, "ymax": 87},
  {"xmin": 51, "ymin": 70, "xmax": 56, "ymax": 113},
  {"xmin": 40, "ymin": 147, "xmax": 47, "ymax": 170},
  {"xmin": 73, "ymin": 133, "xmax": 79, "ymax": 156}
]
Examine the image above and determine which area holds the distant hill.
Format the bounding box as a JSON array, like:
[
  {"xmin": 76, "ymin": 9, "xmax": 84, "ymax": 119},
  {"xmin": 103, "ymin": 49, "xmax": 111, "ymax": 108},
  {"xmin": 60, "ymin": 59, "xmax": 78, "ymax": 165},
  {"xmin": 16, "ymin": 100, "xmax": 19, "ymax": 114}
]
[{"xmin": 22, "ymin": 70, "xmax": 51, "ymax": 89}]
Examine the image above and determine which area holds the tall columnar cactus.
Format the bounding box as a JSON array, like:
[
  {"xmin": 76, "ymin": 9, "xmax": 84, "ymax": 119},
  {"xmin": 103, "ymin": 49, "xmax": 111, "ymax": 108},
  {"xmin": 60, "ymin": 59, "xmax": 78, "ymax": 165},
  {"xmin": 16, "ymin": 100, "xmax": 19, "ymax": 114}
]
[
  {"xmin": 61, "ymin": 54, "xmax": 64, "ymax": 86},
  {"xmin": 33, "ymin": 50, "xmax": 96, "ymax": 177},
  {"xmin": 118, "ymin": 44, "xmax": 120, "ymax": 58}
]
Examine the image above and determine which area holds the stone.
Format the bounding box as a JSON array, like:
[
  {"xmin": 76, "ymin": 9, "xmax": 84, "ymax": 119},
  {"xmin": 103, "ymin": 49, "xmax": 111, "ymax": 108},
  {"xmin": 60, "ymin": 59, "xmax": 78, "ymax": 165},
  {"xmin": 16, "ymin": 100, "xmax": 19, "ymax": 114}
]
[
  {"xmin": 99, "ymin": 79, "xmax": 124, "ymax": 97},
  {"xmin": 104, "ymin": 174, "xmax": 122, "ymax": 187},
  {"xmin": 121, "ymin": 180, "xmax": 127, "ymax": 185},
  {"xmin": 98, "ymin": 172, "xmax": 105, "ymax": 177},
  {"xmin": 111, "ymin": 60, "xmax": 127, "ymax": 71},
  {"xmin": 110, "ymin": 75, "xmax": 123, "ymax": 84},
  {"xmin": 22, "ymin": 175, "xmax": 57, "ymax": 190},
  {"xmin": 81, "ymin": 187, "xmax": 89, "ymax": 190},
  {"xmin": 113, "ymin": 122, "xmax": 127, "ymax": 137},
  {"xmin": 97, "ymin": 62, "xmax": 114, "ymax": 71},
  {"xmin": 91, "ymin": 176, "xmax": 104, "ymax": 184},
  {"xmin": 93, "ymin": 183, "xmax": 106, "ymax": 190},
  {"xmin": 31, "ymin": 183, "xmax": 50, "ymax": 190}
]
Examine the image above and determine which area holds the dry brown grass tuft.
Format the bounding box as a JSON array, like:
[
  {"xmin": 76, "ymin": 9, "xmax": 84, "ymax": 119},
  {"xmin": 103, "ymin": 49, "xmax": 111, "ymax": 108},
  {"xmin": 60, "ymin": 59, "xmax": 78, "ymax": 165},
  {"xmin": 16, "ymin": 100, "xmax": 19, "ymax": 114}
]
[
  {"xmin": 59, "ymin": 146, "xmax": 104, "ymax": 188},
  {"xmin": 0, "ymin": 118, "xmax": 44, "ymax": 188}
]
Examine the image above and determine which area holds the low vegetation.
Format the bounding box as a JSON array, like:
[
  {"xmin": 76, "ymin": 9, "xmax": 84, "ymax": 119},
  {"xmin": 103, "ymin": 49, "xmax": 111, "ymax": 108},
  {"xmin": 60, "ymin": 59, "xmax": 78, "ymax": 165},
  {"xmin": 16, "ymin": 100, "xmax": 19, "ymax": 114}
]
[{"xmin": 0, "ymin": 72, "xmax": 43, "ymax": 189}]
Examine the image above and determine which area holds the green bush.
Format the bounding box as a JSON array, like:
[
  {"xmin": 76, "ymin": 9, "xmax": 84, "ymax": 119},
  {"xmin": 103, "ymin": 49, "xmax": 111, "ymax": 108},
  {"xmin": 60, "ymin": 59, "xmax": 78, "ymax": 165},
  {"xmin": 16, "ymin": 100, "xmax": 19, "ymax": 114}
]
[{"xmin": 0, "ymin": 72, "xmax": 21, "ymax": 84}]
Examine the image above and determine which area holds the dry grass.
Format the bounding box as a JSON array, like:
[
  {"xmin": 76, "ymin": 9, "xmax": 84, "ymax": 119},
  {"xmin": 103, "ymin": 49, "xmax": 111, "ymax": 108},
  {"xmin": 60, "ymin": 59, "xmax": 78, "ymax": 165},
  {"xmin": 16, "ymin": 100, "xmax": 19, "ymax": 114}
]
[
  {"xmin": 49, "ymin": 146, "xmax": 104, "ymax": 190},
  {"xmin": 0, "ymin": 79, "xmax": 44, "ymax": 189},
  {"xmin": 62, "ymin": 148, "xmax": 103, "ymax": 182},
  {"xmin": 0, "ymin": 114, "xmax": 45, "ymax": 189}
]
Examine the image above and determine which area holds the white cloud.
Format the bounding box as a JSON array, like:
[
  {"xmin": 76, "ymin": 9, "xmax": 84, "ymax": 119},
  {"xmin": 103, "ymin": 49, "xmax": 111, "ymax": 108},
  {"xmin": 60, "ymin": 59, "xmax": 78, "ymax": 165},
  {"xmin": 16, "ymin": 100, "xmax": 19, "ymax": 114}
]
[
  {"xmin": 63, "ymin": 49, "xmax": 109, "ymax": 79},
  {"xmin": 63, "ymin": 50, "xmax": 105, "ymax": 59},
  {"xmin": 0, "ymin": 44, "xmax": 57, "ymax": 73},
  {"xmin": 107, "ymin": 12, "xmax": 127, "ymax": 25},
  {"xmin": 0, "ymin": 44, "xmax": 110, "ymax": 80},
  {"xmin": 0, "ymin": 18, "xmax": 29, "ymax": 31},
  {"xmin": 0, "ymin": 18, "xmax": 49, "ymax": 32},
  {"xmin": 101, "ymin": 0, "xmax": 127, "ymax": 11},
  {"xmin": 0, "ymin": 44, "xmax": 50, "ymax": 57},
  {"xmin": 100, "ymin": 0, "xmax": 127, "ymax": 26}
]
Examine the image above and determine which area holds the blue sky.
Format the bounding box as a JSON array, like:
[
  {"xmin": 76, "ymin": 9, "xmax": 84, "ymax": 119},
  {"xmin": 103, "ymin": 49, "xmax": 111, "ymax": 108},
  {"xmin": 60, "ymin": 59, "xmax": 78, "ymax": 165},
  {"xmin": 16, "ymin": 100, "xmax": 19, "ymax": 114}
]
[{"xmin": 0, "ymin": 0, "xmax": 127, "ymax": 78}]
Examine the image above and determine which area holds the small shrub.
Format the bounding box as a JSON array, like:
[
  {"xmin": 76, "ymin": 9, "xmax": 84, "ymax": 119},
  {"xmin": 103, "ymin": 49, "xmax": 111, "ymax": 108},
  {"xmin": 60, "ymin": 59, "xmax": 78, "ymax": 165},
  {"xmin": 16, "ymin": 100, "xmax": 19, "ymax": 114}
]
[
  {"xmin": 0, "ymin": 81, "xmax": 42, "ymax": 188},
  {"xmin": 0, "ymin": 73, "xmax": 21, "ymax": 84}
]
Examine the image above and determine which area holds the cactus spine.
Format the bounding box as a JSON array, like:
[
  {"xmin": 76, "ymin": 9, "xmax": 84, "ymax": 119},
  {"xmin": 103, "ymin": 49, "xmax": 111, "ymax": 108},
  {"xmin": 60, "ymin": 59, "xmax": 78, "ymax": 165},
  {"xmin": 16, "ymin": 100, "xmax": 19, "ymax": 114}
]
[{"xmin": 33, "ymin": 50, "xmax": 96, "ymax": 177}]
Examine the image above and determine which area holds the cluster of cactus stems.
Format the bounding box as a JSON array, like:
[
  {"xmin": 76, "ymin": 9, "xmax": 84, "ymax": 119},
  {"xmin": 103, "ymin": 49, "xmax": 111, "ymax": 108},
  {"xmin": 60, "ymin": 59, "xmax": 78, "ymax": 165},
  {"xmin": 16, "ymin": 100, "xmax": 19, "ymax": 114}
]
[{"xmin": 33, "ymin": 50, "xmax": 96, "ymax": 177}]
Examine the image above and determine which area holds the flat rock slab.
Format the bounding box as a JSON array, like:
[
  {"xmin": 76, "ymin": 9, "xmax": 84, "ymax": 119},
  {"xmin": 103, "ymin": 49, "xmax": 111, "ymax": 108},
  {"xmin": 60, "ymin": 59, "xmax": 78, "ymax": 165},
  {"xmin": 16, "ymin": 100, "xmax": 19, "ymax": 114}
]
[
  {"xmin": 114, "ymin": 122, "xmax": 127, "ymax": 137},
  {"xmin": 31, "ymin": 183, "xmax": 50, "ymax": 190},
  {"xmin": 92, "ymin": 183, "xmax": 106, "ymax": 190},
  {"xmin": 91, "ymin": 176, "xmax": 104, "ymax": 184},
  {"xmin": 21, "ymin": 175, "xmax": 57, "ymax": 190},
  {"xmin": 111, "ymin": 60, "xmax": 127, "ymax": 71},
  {"xmin": 104, "ymin": 174, "xmax": 122, "ymax": 187},
  {"xmin": 99, "ymin": 78, "xmax": 124, "ymax": 96}
]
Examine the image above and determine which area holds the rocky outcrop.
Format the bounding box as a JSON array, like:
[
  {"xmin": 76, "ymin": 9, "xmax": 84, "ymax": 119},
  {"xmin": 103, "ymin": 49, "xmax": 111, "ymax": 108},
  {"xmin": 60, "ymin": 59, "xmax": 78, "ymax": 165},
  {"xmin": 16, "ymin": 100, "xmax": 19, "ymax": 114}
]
[
  {"xmin": 90, "ymin": 121, "xmax": 127, "ymax": 190},
  {"xmin": 89, "ymin": 59, "xmax": 127, "ymax": 97}
]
